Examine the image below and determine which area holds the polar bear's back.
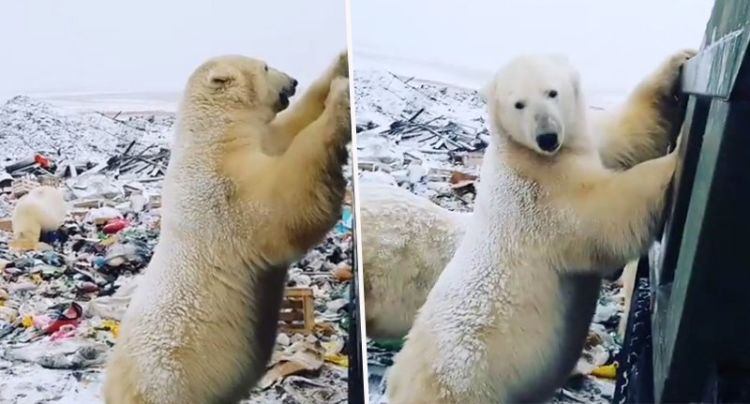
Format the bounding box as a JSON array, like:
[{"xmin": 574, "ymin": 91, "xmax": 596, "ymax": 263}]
[
  {"xmin": 12, "ymin": 186, "xmax": 66, "ymax": 240},
  {"xmin": 360, "ymin": 182, "xmax": 468, "ymax": 338}
]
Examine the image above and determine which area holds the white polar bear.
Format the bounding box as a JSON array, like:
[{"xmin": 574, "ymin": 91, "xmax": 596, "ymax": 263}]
[
  {"xmin": 12, "ymin": 185, "xmax": 67, "ymax": 245},
  {"xmin": 385, "ymin": 53, "xmax": 686, "ymax": 404},
  {"xmin": 361, "ymin": 182, "xmax": 469, "ymax": 338},
  {"xmin": 362, "ymin": 49, "xmax": 695, "ymax": 340},
  {"xmin": 103, "ymin": 52, "xmax": 351, "ymax": 404}
]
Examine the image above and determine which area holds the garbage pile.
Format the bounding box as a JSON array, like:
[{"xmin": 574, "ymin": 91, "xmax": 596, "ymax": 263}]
[
  {"xmin": 355, "ymin": 69, "xmax": 623, "ymax": 404},
  {"xmin": 0, "ymin": 96, "xmax": 353, "ymax": 403},
  {"xmin": 355, "ymin": 70, "xmax": 489, "ymax": 212}
]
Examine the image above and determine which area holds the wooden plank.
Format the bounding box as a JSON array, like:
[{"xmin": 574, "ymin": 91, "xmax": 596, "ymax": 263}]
[
  {"xmin": 653, "ymin": 99, "xmax": 729, "ymax": 402},
  {"xmin": 279, "ymin": 311, "xmax": 304, "ymax": 322},
  {"xmin": 303, "ymin": 290, "xmax": 315, "ymax": 334},
  {"xmin": 649, "ymin": 2, "xmax": 750, "ymax": 401},
  {"xmin": 72, "ymin": 199, "xmax": 105, "ymax": 209},
  {"xmin": 0, "ymin": 217, "xmax": 12, "ymax": 232},
  {"xmin": 285, "ymin": 287, "xmax": 313, "ymax": 298},
  {"xmin": 681, "ymin": 29, "xmax": 749, "ymax": 99},
  {"xmin": 281, "ymin": 299, "xmax": 304, "ymax": 309},
  {"xmin": 11, "ymin": 178, "xmax": 38, "ymax": 198},
  {"xmin": 653, "ymin": 96, "xmax": 710, "ymax": 286},
  {"xmin": 621, "ymin": 2, "xmax": 750, "ymax": 402},
  {"xmin": 279, "ymin": 287, "xmax": 315, "ymax": 335},
  {"xmin": 654, "ymin": 98, "xmax": 750, "ymax": 402},
  {"xmin": 681, "ymin": 0, "xmax": 750, "ymax": 99}
]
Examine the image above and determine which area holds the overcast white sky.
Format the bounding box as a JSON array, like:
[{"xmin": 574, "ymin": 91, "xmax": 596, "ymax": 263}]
[
  {"xmin": 0, "ymin": 0, "xmax": 347, "ymax": 101},
  {"xmin": 0, "ymin": 1, "xmax": 717, "ymax": 103},
  {"xmin": 352, "ymin": 0, "xmax": 714, "ymax": 99}
]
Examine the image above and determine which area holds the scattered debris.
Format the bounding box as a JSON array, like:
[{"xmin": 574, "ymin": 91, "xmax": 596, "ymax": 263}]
[
  {"xmin": 332, "ymin": 263, "xmax": 353, "ymax": 282},
  {"xmin": 0, "ymin": 96, "xmax": 353, "ymax": 403},
  {"xmin": 259, "ymin": 341, "xmax": 325, "ymax": 389},
  {"xmin": 355, "ymin": 71, "xmax": 488, "ymax": 212},
  {"xmin": 280, "ymin": 288, "xmax": 316, "ymax": 335}
]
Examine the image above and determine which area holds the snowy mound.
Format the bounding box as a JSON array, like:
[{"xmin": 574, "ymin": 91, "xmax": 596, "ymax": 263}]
[
  {"xmin": 353, "ymin": 70, "xmax": 486, "ymax": 127},
  {"xmin": 0, "ymin": 96, "xmax": 173, "ymax": 165}
]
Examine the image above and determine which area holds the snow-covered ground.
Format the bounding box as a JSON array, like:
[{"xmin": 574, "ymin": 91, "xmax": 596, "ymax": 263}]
[{"xmin": 38, "ymin": 93, "xmax": 181, "ymax": 115}]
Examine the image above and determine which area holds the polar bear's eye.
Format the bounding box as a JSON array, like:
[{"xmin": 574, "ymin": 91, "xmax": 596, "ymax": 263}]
[
  {"xmin": 514, "ymin": 101, "xmax": 525, "ymax": 110},
  {"xmin": 264, "ymin": 65, "xmax": 269, "ymax": 72},
  {"xmin": 548, "ymin": 90, "xmax": 558, "ymax": 98}
]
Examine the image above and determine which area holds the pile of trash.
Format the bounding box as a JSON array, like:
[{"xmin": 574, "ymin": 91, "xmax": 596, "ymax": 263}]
[
  {"xmin": 355, "ymin": 70, "xmax": 489, "ymax": 212},
  {"xmin": 0, "ymin": 96, "xmax": 353, "ymax": 403},
  {"xmin": 355, "ymin": 69, "xmax": 623, "ymax": 404}
]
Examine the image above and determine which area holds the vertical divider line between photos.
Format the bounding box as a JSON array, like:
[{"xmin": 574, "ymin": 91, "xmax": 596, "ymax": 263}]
[{"xmin": 344, "ymin": 0, "xmax": 369, "ymax": 402}]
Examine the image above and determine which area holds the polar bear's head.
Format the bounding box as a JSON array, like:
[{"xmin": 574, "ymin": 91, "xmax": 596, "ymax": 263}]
[
  {"xmin": 187, "ymin": 55, "xmax": 298, "ymax": 116},
  {"xmin": 482, "ymin": 54, "xmax": 586, "ymax": 156}
]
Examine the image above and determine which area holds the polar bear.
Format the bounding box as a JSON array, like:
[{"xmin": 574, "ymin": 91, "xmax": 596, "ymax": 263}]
[
  {"xmin": 385, "ymin": 53, "xmax": 684, "ymax": 404},
  {"xmin": 12, "ymin": 185, "xmax": 67, "ymax": 245},
  {"xmin": 102, "ymin": 52, "xmax": 351, "ymax": 404},
  {"xmin": 361, "ymin": 49, "xmax": 694, "ymax": 340},
  {"xmin": 361, "ymin": 183, "xmax": 469, "ymax": 338}
]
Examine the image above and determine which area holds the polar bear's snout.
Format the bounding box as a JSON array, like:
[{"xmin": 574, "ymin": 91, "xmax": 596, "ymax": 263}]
[
  {"xmin": 267, "ymin": 67, "xmax": 298, "ymax": 112},
  {"xmin": 536, "ymin": 132, "xmax": 559, "ymax": 152},
  {"xmin": 278, "ymin": 77, "xmax": 297, "ymax": 108},
  {"xmin": 532, "ymin": 106, "xmax": 563, "ymax": 153},
  {"xmin": 281, "ymin": 76, "xmax": 298, "ymax": 97}
]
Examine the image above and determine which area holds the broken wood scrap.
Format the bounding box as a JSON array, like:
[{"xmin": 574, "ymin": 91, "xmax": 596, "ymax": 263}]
[
  {"xmin": 449, "ymin": 170, "xmax": 479, "ymax": 199},
  {"xmin": 383, "ymin": 117, "xmax": 487, "ymax": 152},
  {"xmin": 96, "ymin": 111, "xmax": 147, "ymax": 132},
  {"xmin": 407, "ymin": 108, "xmax": 425, "ymax": 122}
]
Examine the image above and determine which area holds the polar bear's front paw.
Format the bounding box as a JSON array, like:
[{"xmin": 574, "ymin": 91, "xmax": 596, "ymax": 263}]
[
  {"xmin": 652, "ymin": 49, "xmax": 697, "ymax": 97},
  {"xmin": 311, "ymin": 52, "xmax": 349, "ymax": 103},
  {"xmin": 331, "ymin": 51, "xmax": 349, "ymax": 78},
  {"xmin": 325, "ymin": 77, "xmax": 351, "ymax": 137},
  {"xmin": 326, "ymin": 77, "xmax": 350, "ymax": 111}
]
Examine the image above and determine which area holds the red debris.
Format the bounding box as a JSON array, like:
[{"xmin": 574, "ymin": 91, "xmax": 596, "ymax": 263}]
[
  {"xmin": 34, "ymin": 154, "xmax": 51, "ymax": 169},
  {"xmin": 102, "ymin": 219, "xmax": 129, "ymax": 234},
  {"xmin": 43, "ymin": 302, "xmax": 83, "ymax": 335}
]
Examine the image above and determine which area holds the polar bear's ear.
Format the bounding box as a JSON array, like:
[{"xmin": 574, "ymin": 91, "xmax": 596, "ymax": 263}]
[
  {"xmin": 206, "ymin": 64, "xmax": 238, "ymax": 89},
  {"xmin": 568, "ymin": 66, "xmax": 582, "ymax": 99},
  {"xmin": 479, "ymin": 79, "xmax": 495, "ymax": 103},
  {"xmin": 548, "ymin": 54, "xmax": 581, "ymax": 98}
]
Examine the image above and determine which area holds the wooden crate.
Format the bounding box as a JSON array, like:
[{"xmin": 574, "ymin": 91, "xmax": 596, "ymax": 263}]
[
  {"xmin": 458, "ymin": 151, "xmax": 484, "ymax": 170},
  {"xmin": 72, "ymin": 199, "xmax": 105, "ymax": 209},
  {"xmin": 11, "ymin": 177, "xmax": 38, "ymax": 198},
  {"xmin": 0, "ymin": 217, "xmax": 11, "ymax": 232},
  {"xmin": 278, "ymin": 287, "xmax": 315, "ymax": 335},
  {"xmin": 148, "ymin": 194, "xmax": 162, "ymax": 209},
  {"xmin": 37, "ymin": 175, "xmax": 62, "ymax": 188}
]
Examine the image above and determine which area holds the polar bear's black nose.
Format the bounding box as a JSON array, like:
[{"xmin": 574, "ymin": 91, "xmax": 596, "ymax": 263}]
[
  {"xmin": 282, "ymin": 80, "xmax": 297, "ymax": 97},
  {"xmin": 536, "ymin": 133, "xmax": 559, "ymax": 152}
]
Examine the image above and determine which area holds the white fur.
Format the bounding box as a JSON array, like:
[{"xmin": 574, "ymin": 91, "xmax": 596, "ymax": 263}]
[
  {"xmin": 361, "ymin": 183, "xmax": 468, "ymax": 338},
  {"xmin": 12, "ymin": 186, "xmax": 66, "ymax": 243}
]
